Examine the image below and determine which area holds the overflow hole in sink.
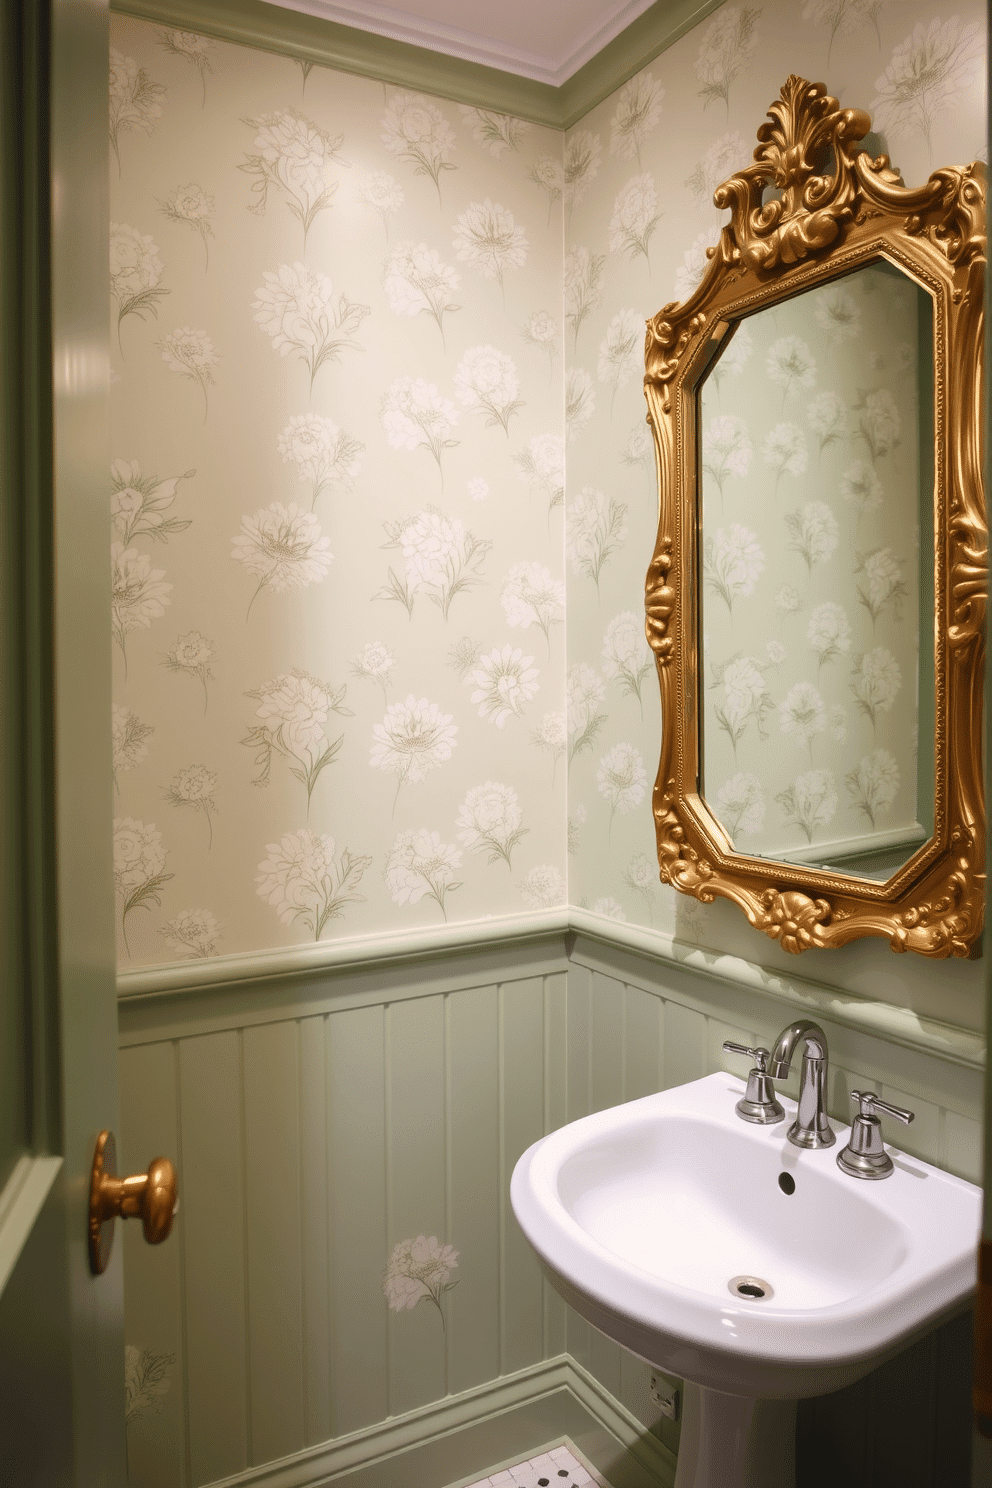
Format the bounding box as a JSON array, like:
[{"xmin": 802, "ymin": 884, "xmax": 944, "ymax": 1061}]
[
  {"xmin": 778, "ymin": 1172, "xmax": 796, "ymax": 1195},
  {"xmin": 728, "ymin": 1274, "xmax": 774, "ymax": 1300}
]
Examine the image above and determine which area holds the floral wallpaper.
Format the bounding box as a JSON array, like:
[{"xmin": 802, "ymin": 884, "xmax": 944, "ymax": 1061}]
[
  {"xmin": 699, "ymin": 266, "xmax": 926, "ymax": 868},
  {"xmin": 109, "ymin": 18, "xmax": 566, "ymax": 967},
  {"xmin": 564, "ymin": 0, "xmax": 986, "ymax": 939}
]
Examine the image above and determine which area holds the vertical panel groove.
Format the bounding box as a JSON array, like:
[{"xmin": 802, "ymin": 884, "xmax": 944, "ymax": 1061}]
[
  {"xmin": 295, "ymin": 1020, "xmax": 306, "ymax": 1441},
  {"xmin": 174, "ymin": 1038, "xmax": 192, "ymax": 1488},
  {"xmin": 383, "ymin": 1002, "xmax": 393, "ymax": 1419},
  {"xmin": 497, "ymin": 981, "xmax": 506, "ymax": 1379},
  {"xmin": 443, "ymin": 992, "xmax": 452, "ymax": 1401},
  {"xmin": 322, "ymin": 1012, "xmax": 335, "ymax": 1443},
  {"xmin": 541, "ymin": 975, "xmax": 550, "ymax": 1362},
  {"xmin": 237, "ymin": 1028, "xmax": 253, "ymax": 1466}
]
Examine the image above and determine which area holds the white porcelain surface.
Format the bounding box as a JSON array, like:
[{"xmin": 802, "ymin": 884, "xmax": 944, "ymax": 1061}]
[{"xmin": 510, "ymin": 1073, "xmax": 981, "ymax": 1398}]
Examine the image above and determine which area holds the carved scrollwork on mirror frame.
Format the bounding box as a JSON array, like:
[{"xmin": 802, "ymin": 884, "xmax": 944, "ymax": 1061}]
[{"xmin": 643, "ymin": 75, "xmax": 986, "ymax": 958}]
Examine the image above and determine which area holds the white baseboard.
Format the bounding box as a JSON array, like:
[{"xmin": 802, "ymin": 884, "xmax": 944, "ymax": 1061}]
[{"xmin": 200, "ymin": 1355, "xmax": 676, "ymax": 1488}]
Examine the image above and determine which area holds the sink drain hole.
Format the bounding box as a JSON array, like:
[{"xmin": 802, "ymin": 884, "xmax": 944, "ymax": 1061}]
[{"xmin": 728, "ymin": 1274, "xmax": 774, "ymax": 1300}]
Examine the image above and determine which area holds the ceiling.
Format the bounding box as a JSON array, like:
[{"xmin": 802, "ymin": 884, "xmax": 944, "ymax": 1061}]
[{"xmin": 266, "ymin": 0, "xmax": 659, "ymax": 85}]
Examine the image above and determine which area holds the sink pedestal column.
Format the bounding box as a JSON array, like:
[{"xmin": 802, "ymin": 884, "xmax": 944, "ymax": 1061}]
[{"xmin": 673, "ymin": 1384, "xmax": 797, "ymax": 1488}]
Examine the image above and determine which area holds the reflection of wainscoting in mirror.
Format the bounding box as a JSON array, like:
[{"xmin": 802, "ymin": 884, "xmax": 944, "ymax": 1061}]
[{"xmin": 699, "ymin": 264, "xmax": 934, "ymax": 881}]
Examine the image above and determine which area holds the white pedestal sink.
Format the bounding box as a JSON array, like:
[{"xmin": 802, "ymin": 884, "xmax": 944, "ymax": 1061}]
[{"xmin": 510, "ymin": 1073, "xmax": 980, "ymax": 1488}]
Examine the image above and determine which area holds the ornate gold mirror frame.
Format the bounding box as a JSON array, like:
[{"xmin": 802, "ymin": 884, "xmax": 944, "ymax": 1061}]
[{"xmin": 644, "ymin": 76, "xmax": 986, "ymax": 958}]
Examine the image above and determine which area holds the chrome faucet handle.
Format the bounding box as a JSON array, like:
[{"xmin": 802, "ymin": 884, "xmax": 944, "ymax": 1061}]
[
  {"xmin": 722, "ymin": 1041, "xmax": 785, "ymax": 1126},
  {"xmin": 837, "ymin": 1090, "xmax": 915, "ymax": 1180}
]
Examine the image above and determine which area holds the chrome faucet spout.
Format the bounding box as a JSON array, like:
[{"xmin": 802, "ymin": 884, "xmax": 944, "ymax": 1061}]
[{"xmin": 769, "ymin": 1019, "xmax": 834, "ymax": 1149}]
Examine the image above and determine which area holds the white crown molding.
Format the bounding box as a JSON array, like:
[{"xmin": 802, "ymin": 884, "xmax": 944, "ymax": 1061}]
[{"xmin": 264, "ymin": 0, "xmax": 658, "ymax": 85}]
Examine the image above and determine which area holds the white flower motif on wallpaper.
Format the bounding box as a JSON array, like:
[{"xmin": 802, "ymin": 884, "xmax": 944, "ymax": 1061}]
[
  {"xmin": 383, "ymin": 1235, "xmax": 458, "ymax": 1325},
  {"xmin": 381, "ymin": 91, "xmax": 456, "ymax": 204},
  {"xmin": 456, "ymin": 782, "xmax": 528, "ymax": 867},
  {"xmin": 112, "ymin": 704, "xmax": 153, "ymax": 792},
  {"xmin": 807, "ymin": 391, "xmax": 848, "ymax": 457},
  {"xmin": 592, "ymin": 896, "xmax": 627, "ymax": 921},
  {"xmin": 114, "ymin": 817, "xmax": 172, "ymax": 957},
  {"xmin": 279, "ymin": 414, "xmax": 364, "ymax": 508},
  {"xmin": 360, "ymin": 171, "xmax": 405, "ymax": 235},
  {"xmin": 158, "ymin": 327, "xmax": 219, "ymax": 421},
  {"xmin": 621, "ymin": 424, "xmax": 654, "ymax": 469},
  {"xmin": 778, "ymin": 682, "xmax": 826, "ymax": 758},
  {"xmin": 855, "ymin": 547, "xmax": 906, "ymax": 626},
  {"xmin": 597, "ymin": 310, "xmax": 644, "ymax": 414},
  {"xmin": 784, "ymin": 502, "xmax": 839, "ymax": 573},
  {"xmin": 383, "ymin": 242, "xmax": 461, "ymax": 346},
  {"xmin": 813, "ymin": 288, "xmax": 861, "ymax": 343},
  {"xmin": 597, "ymin": 742, "xmax": 647, "ymax": 827},
  {"xmin": 351, "ymin": 641, "xmax": 395, "ymax": 702},
  {"xmin": 371, "ymin": 696, "xmax": 458, "ymax": 807},
  {"xmin": 567, "ymin": 805, "xmax": 586, "ymax": 857},
  {"xmin": 623, "ymin": 852, "xmax": 659, "ymax": 920},
  {"xmin": 704, "ymin": 524, "xmax": 764, "ymax": 613},
  {"xmin": 522, "ymin": 309, "xmax": 559, "ymax": 374},
  {"xmin": 381, "ymin": 377, "xmax": 460, "ymax": 481},
  {"xmin": 713, "ymin": 655, "xmax": 772, "ymax": 754},
  {"xmin": 454, "ymin": 345, "xmax": 522, "ymax": 433},
  {"xmin": 156, "ymin": 28, "xmax": 213, "ymax": 103},
  {"xmin": 468, "ymin": 477, "xmax": 489, "ymax": 502},
  {"xmin": 453, "ymin": 200, "xmax": 528, "ymax": 290},
  {"xmin": 501, "ymin": 563, "xmax": 564, "ymax": 651},
  {"xmin": 566, "ymin": 488, "xmax": 627, "ymax": 591},
  {"xmin": 240, "ymin": 110, "xmax": 342, "ymax": 247},
  {"xmin": 531, "ymin": 711, "xmax": 566, "ymax": 778},
  {"xmin": 159, "ymin": 182, "xmax": 214, "ymax": 269},
  {"xmin": 256, "ymin": 829, "xmax": 371, "ymax": 940},
  {"xmin": 111, "ymin": 458, "xmax": 192, "ymax": 545},
  {"xmin": 109, "ymin": 47, "xmax": 165, "ymax": 174},
  {"xmin": 166, "ymin": 765, "xmax": 218, "ymax": 847},
  {"xmin": 846, "ymin": 748, "xmax": 900, "ymax": 827},
  {"xmin": 840, "ymin": 460, "xmax": 883, "ymax": 514},
  {"xmin": 695, "ymin": 6, "xmax": 760, "ymax": 111},
  {"xmin": 243, "ymin": 669, "xmax": 350, "ymax": 810},
  {"xmin": 775, "ymin": 584, "xmax": 802, "ymax": 618},
  {"xmin": 567, "ymin": 663, "xmax": 607, "ymax": 761},
  {"xmin": 459, "ymin": 106, "xmax": 530, "ymax": 157},
  {"xmin": 802, "ymin": 0, "xmax": 888, "ymax": 65},
  {"xmin": 253, "ymin": 263, "xmax": 370, "ymax": 392},
  {"xmin": 386, "ymin": 831, "xmax": 462, "ymax": 917},
  {"xmin": 602, "ymin": 611, "xmax": 652, "ymax": 711},
  {"xmin": 763, "ymin": 422, "xmax": 808, "ymax": 489},
  {"xmin": 159, "ymin": 907, "xmax": 221, "ymax": 959},
  {"xmin": 125, "ymin": 1345, "xmax": 173, "ymax": 1427},
  {"xmin": 850, "ymin": 647, "xmax": 901, "ymax": 731},
  {"xmin": 871, "ymin": 17, "xmax": 983, "ymax": 153},
  {"xmin": 703, "ymin": 415, "xmax": 752, "ymax": 501},
  {"xmin": 378, "ymin": 509, "xmax": 490, "ymax": 618},
  {"xmin": 609, "ymin": 174, "xmax": 661, "ymax": 265},
  {"xmin": 468, "ymin": 646, "xmax": 539, "ymax": 728},
  {"xmin": 776, "ymin": 769, "xmax": 838, "ymax": 842},
  {"xmin": 610, "ymin": 72, "xmax": 664, "ymax": 164},
  {"xmin": 564, "ymin": 246, "xmax": 605, "ymax": 345},
  {"xmin": 767, "ymin": 336, "xmax": 817, "ymax": 402},
  {"xmin": 714, "ymin": 772, "xmax": 766, "ymax": 840},
  {"xmin": 514, "ymin": 433, "xmax": 565, "ymax": 516},
  {"xmin": 162, "ymin": 631, "xmax": 215, "ymax": 713},
  {"xmin": 112, "ymin": 543, "xmax": 172, "ymax": 676},
  {"xmin": 520, "ymin": 863, "xmax": 565, "ymax": 909},
  {"xmin": 563, "ymin": 131, "xmax": 601, "ymax": 213},
  {"xmin": 528, "ymin": 156, "xmax": 564, "ymax": 223},
  {"xmin": 231, "ymin": 503, "xmax": 332, "ymax": 618},
  {"xmin": 807, "ymin": 602, "xmax": 852, "ymax": 668},
  {"xmin": 855, "ymin": 388, "xmax": 900, "ymax": 461},
  {"xmin": 673, "ymin": 229, "xmax": 717, "ymax": 301},
  {"xmin": 111, "ymin": 224, "xmax": 168, "ymax": 352},
  {"xmin": 565, "ymin": 367, "xmax": 595, "ymax": 442},
  {"xmin": 685, "ymin": 131, "xmax": 748, "ymax": 208}
]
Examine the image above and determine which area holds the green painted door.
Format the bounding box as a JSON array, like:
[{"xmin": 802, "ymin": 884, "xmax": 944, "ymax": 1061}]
[{"xmin": 0, "ymin": 1, "xmax": 125, "ymax": 1482}]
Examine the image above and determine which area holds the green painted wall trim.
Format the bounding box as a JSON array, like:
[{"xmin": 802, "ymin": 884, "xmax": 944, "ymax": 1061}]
[{"xmin": 110, "ymin": 0, "xmax": 725, "ymax": 129}]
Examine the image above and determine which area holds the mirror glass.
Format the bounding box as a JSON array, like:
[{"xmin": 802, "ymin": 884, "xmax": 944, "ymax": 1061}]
[{"xmin": 698, "ymin": 261, "xmax": 935, "ymax": 882}]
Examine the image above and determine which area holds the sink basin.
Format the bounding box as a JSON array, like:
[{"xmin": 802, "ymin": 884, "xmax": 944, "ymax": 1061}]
[{"xmin": 510, "ymin": 1072, "xmax": 981, "ymax": 1402}]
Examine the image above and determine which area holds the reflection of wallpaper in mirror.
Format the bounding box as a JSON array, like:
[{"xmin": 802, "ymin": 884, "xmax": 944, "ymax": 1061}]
[{"xmin": 698, "ymin": 263, "xmax": 933, "ymax": 879}]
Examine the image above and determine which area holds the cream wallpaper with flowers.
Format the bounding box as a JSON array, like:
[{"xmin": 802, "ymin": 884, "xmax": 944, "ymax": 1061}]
[
  {"xmin": 109, "ymin": 16, "xmax": 567, "ymax": 967},
  {"xmin": 564, "ymin": 0, "xmax": 986, "ymax": 956}
]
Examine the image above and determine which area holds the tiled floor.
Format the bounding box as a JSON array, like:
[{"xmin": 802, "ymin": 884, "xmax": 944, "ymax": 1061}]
[{"xmin": 460, "ymin": 1442, "xmax": 608, "ymax": 1488}]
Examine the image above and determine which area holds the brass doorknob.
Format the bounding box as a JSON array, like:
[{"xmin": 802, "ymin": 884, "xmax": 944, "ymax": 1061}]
[{"xmin": 88, "ymin": 1130, "xmax": 178, "ymax": 1275}]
